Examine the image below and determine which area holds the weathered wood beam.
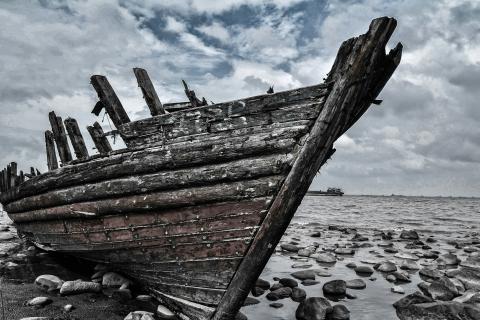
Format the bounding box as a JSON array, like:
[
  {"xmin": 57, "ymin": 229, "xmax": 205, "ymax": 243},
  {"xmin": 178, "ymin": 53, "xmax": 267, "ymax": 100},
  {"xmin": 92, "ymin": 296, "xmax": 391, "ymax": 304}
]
[
  {"xmin": 8, "ymin": 175, "xmax": 282, "ymax": 221},
  {"xmin": 90, "ymin": 75, "xmax": 130, "ymax": 128},
  {"xmin": 133, "ymin": 68, "xmax": 166, "ymax": 116},
  {"xmin": 64, "ymin": 118, "xmax": 89, "ymax": 160},
  {"xmin": 9, "ymin": 162, "xmax": 17, "ymax": 189},
  {"xmin": 87, "ymin": 122, "xmax": 112, "ymax": 155},
  {"xmin": 48, "ymin": 112, "xmax": 72, "ymax": 164},
  {"xmin": 45, "ymin": 130, "xmax": 59, "ymax": 171},
  {"xmin": 6, "ymin": 154, "xmax": 292, "ymax": 212},
  {"xmin": 0, "ymin": 169, "xmax": 5, "ymax": 192},
  {"xmin": 0, "ymin": 128, "xmax": 297, "ymax": 205},
  {"xmin": 212, "ymin": 16, "xmax": 403, "ymax": 320}
]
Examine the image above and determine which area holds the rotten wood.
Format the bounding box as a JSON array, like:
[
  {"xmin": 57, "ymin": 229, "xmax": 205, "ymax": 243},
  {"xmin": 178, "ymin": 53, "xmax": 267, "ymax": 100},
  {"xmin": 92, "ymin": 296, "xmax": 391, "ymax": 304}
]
[
  {"xmin": 6, "ymin": 154, "xmax": 291, "ymax": 212},
  {"xmin": 133, "ymin": 68, "xmax": 166, "ymax": 116},
  {"xmin": 90, "ymin": 75, "xmax": 130, "ymax": 128},
  {"xmin": 212, "ymin": 16, "xmax": 402, "ymax": 320},
  {"xmin": 45, "ymin": 131, "xmax": 59, "ymax": 171},
  {"xmin": 87, "ymin": 122, "xmax": 112, "ymax": 155},
  {"xmin": 48, "ymin": 112, "xmax": 72, "ymax": 164},
  {"xmin": 182, "ymin": 80, "xmax": 205, "ymax": 109},
  {"xmin": 64, "ymin": 118, "xmax": 89, "ymax": 160}
]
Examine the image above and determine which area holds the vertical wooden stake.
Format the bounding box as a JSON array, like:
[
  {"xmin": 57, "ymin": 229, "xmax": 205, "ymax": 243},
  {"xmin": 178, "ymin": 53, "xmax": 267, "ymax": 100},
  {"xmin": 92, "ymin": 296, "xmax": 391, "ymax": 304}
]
[
  {"xmin": 133, "ymin": 68, "xmax": 166, "ymax": 116},
  {"xmin": 45, "ymin": 130, "xmax": 59, "ymax": 171},
  {"xmin": 64, "ymin": 118, "xmax": 89, "ymax": 160},
  {"xmin": 90, "ymin": 75, "xmax": 130, "ymax": 128},
  {"xmin": 87, "ymin": 122, "xmax": 112, "ymax": 155},
  {"xmin": 48, "ymin": 111, "xmax": 72, "ymax": 164}
]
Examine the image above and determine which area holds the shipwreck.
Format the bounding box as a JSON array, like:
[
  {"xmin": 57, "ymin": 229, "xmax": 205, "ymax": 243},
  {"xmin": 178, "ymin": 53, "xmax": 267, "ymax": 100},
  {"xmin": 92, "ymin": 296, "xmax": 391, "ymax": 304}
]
[{"xmin": 0, "ymin": 17, "xmax": 401, "ymax": 320}]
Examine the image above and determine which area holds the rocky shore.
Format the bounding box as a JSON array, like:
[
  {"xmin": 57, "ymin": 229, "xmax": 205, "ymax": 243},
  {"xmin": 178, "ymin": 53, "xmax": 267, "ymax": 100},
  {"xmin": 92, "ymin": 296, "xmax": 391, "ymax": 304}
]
[{"xmin": 1, "ymin": 203, "xmax": 480, "ymax": 320}]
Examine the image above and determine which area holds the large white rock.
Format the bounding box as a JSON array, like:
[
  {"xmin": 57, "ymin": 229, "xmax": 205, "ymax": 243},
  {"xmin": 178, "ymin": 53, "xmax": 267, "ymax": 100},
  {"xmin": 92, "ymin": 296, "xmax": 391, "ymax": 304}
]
[
  {"xmin": 124, "ymin": 311, "xmax": 155, "ymax": 320},
  {"xmin": 156, "ymin": 304, "xmax": 176, "ymax": 319},
  {"xmin": 35, "ymin": 274, "xmax": 64, "ymax": 291},
  {"xmin": 26, "ymin": 296, "xmax": 52, "ymax": 307},
  {"xmin": 60, "ymin": 280, "xmax": 102, "ymax": 295},
  {"xmin": 102, "ymin": 272, "xmax": 131, "ymax": 288}
]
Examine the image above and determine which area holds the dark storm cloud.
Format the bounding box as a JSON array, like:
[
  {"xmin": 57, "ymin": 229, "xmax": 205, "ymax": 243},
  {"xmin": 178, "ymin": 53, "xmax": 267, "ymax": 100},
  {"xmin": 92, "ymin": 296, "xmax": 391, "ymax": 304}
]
[{"xmin": 0, "ymin": 0, "xmax": 478, "ymax": 196}]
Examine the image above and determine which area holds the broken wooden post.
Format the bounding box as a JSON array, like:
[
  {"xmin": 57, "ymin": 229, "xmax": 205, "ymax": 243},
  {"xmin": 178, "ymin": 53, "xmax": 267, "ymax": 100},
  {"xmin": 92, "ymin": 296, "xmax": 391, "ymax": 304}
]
[
  {"xmin": 90, "ymin": 75, "xmax": 130, "ymax": 128},
  {"xmin": 182, "ymin": 80, "xmax": 205, "ymax": 108},
  {"xmin": 64, "ymin": 118, "xmax": 89, "ymax": 160},
  {"xmin": 9, "ymin": 162, "xmax": 17, "ymax": 188},
  {"xmin": 133, "ymin": 68, "xmax": 166, "ymax": 116},
  {"xmin": 87, "ymin": 122, "xmax": 112, "ymax": 155},
  {"xmin": 19, "ymin": 170, "xmax": 24, "ymax": 183},
  {"xmin": 30, "ymin": 167, "xmax": 36, "ymax": 176},
  {"xmin": 0, "ymin": 169, "xmax": 4, "ymax": 192},
  {"xmin": 48, "ymin": 111, "xmax": 72, "ymax": 164},
  {"xmin": 45, "ymin": 130, "xmax": 59, "ymax": 171}
]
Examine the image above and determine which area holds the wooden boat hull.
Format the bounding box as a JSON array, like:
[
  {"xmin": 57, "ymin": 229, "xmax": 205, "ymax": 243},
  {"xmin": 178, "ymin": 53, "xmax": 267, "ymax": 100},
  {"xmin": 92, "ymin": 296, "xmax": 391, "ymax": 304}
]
[{"xmin": 0, "ymin": 17, "xmax": 402, "ymax": 320}]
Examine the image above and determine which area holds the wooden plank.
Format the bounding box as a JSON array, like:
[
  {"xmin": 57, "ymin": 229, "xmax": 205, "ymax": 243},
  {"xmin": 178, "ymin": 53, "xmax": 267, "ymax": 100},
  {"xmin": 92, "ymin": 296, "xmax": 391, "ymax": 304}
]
[
  {"xmin": 133, "ymin": 68, "xmax": 165, "ymax": 115},
  {"xmin": 87, "ymin": 122, "xmax": 112, "ymax": 155},
  {"xmin": 48, "ymin": 112, "xmax": 72, "ymax": 164},
  {"xmin": 164, "ymin": 102, "xmax": 190, "ymax": 112},
  {"xmin": 7, "ymin": 176, "xmax": 282, "ymax": 220},
  {"xmin": 90, "ymin": 75, "xmax": 130, "ymax": 127},
  {"xmin": 64, "ymin": 118, "xmax": 89, "ymax": 160},
  {"xmin": 6, "ymin": 154, "xmax": 290, "ymax": 212},
  {"xmin": 212, "ymin": 17, "xmax": 402, "ymax": 320},
  {"xmin": 45, "ymin": 130, "xmax": 58, "ymax": 171},
  {"xmin": 0, "ymin": 129, "xmax": 297, "ymax": 205},
  {"xmin": 152, "ymin": 290, "xmax": 215, "ymax": 320}
]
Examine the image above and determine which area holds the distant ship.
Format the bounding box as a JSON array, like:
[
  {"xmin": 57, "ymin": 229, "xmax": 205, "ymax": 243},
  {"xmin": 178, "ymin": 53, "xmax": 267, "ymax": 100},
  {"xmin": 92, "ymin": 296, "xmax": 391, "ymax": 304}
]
[{"xmin": 307, "ymin": 187, "xmax": 344, "ymax": 196}]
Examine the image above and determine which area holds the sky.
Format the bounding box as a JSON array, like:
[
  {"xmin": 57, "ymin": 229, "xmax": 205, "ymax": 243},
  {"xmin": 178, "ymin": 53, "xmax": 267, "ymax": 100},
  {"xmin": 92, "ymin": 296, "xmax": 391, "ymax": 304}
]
[{"xmin": 0, "ymin": 0, "xmax": 478, "ymax": 197}]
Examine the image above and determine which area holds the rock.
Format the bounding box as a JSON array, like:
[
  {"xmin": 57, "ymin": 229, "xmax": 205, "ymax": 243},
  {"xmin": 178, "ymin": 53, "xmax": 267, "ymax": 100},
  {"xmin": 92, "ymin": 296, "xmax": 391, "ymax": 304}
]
[
  {"xmin": 346, "ymin": 279, "xmax": 366, "ymax": 289},
  {"xmin": 136, "ymin": 295, "xmax": 152, "ymax": 302},
  {"xmin": 91, "ymin": 270, "xmax": 106, "ymax": 280},
  {"xmin": 298, "ymin": 248, "xmax": 314, "ymax": 257},
  {"xmin": 302, "ymin": 280, "xmax": 320, "ymax": 286},
  {"xmin": 156, "ymin": 305, "xmax": 176, "ymax": 319},
  {"xmin": 392, "ymin": 271, "xmax": 411, "ymax": 282},
  {"xmin": 393, "ymin": 291, "xmax": 434, "ymax": 309},
  {"xmin": 266, "ymin": 287, "xmax": 292, "ymax": 301},
  {"xmin": 352, "ymin": 234, "xmax": 369, "ymax": 242},
  {"xmin": 296, "ymin": 297, "xmax": 332, "ymax": 320},
  {"xmin": 394, "ymin": 301, "xmax": 480, "ymax": 320},
  {"xmin": 386, "ymin": 274, "xmax": 396, "ymax": 282},
  {"xmin": 310, "ymin": 232, "xmax": 321, "ymax": 238},
  {"xmin": 423, "ymin": 251, "xmax": 439, "ymax": 259},
  {"xmin": 270, "ymin": 282, "xmax": 283, "ymax": 291},
  {"xmin": 354, "ymin": 265, "xmax": 374, "ymax": 275},
  {"xmin": 0, "ymin": 233, "xmax": 15, "ymax": 241},
  {"xmin": 27, "ymin": 296, "xmax": 52, "ymax": 307},
  {"xmin": 64, "ymin": 304, "xmax": 74, "ymax": 312},
  {"xmin": 255, "ymin": 278, "xmax": 270, "ymax": 290},
  {"xmin": 124, "ymin": 311, "xmax": 155, "ymax": 320},
  {"xmin": 314, "ymin": 269, "xmax": 332, "ymax": 277},
  {"xmin": 292, "ymin": 287, "xmax": 307, "ymax": 302},
  {"xmin": 450, "ymin": 278, "xmax": 466, "ymax": 294},
  {"xmin": 243, "ymin": 297, "xmax": 260, "ymax": 306},
  {"xmin": 60, "ymin": 280, "xmax": 102, "ymax": 295},
  {"xmin": 270, "ymin": 302, "xmax": 284, "ymax": 308},
  {"xmin": 400, "ymin": 230, "xmax": 419, "ymax": 240},
  {"xmin": 334, "ymin": 248, "xmax": 355, "ymax": 255},
  {"xmin": 251, "ymin": 286, "xmax": 265, "ymax": 297},
  {"xmin": 315, "ymin": 253, "xmax": 337, "ymax": 263},
  {"xmin": 394, "ymin": 252, "xmax": 420, "ymax": 261},
  {"xmin": 35, "ymin": 274, "xmax": 64, "ymax": 292},
  {"xmin": 400, "ymin": 260, "xmax": 420, "ymax": 270},
  {"xmin": 461, "ymin": 255, "xmax": 480, "ymax": 269},
  {"xmin": 279, "ymin": 278, "xmax": 298, "ymax": 288},
  {"xmin": 345, "ymin": 262, "xmax": 356, "ymax": 269},
  {"xmin": 419, "ymin": 267, "xmax": 443, "ymax": 279},
  {"xmin": 5, "ymin": 261, "xmax": 19, "ymax": 269},
  {"xmin": 281, "ymin": 243, "xmax": 300, "ymax": 252},
  {"xmin": 427, "ymin": 277, "xmax": 459, "ymax": 301},
  {"xmin": 293, "ymin": 263, "xmax": 313, "ymax": 269},
  {"xmin": 329, "ymin": 304, "xmax": 350, "ymax": 320},
  {"xmin": 323, "ymin": 280, "xmax": 347, "ymax": 295},
  {"xmin": 102, "ymin": 272, "xmax": 131, "ymax": 288},
  {"xmin": 436, "ymin": 253, "xmax": 460, "ymax": 265},
  {"xmin": 447, "ymin": 267, "xmax": 480, "ymax": 290},
  {"xmin": 384, "ymin": 248, "xmax": 399, "ymax": 254},
  {"xmin": 453, "ymin": 289, "xmax": 480, "ymax": 305},
  {"xmin": 391, "ymin": 286, "xmax": 405, "ymax": 294},
  {"xmin": 292, "ymin": 270, "xmax": 316, "ymax": 281},
  {"xmin": 378, "ymin": 262, "xmax": 397, "ymax": 272}
]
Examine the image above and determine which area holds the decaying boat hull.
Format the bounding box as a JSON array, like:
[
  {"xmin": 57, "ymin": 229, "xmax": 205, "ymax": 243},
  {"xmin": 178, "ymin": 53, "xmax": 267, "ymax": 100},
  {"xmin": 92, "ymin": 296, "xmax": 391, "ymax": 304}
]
[{"xmin": 0, "ymin": 17, "xmax": 402, "ymax": 320}]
